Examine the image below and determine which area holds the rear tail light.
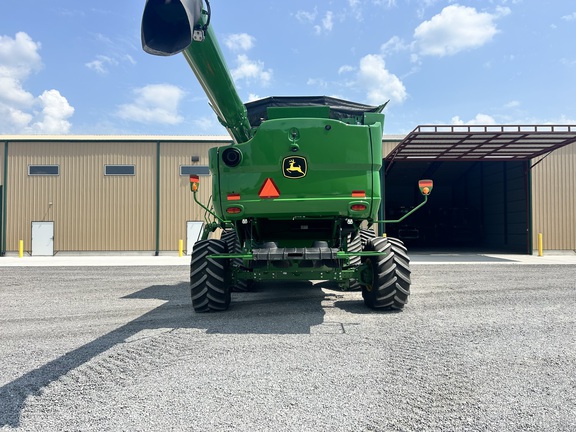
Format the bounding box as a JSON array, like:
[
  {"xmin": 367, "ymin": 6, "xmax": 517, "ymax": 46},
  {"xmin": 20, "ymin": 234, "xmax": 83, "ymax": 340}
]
[
  {"xmin": 226, "ymin": 207, "xmax": 242, "ymax": 214},
  {"xmin": 350, "ymin": 204, "xmax": 367, "ymax": 211}
]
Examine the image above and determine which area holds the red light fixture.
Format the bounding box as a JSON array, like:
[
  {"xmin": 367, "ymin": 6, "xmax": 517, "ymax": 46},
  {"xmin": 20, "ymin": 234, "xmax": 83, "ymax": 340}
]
[
  {"xmin": 226, "ymin": 207, "xmax": 242, "ymax": 214},
  {"xmin": 227, "ymin": 193, "xmax": 241, "ymax": 201},
  {"xmin": 350, "ymin": 204, "xmax": 367, "ymax": 211}
]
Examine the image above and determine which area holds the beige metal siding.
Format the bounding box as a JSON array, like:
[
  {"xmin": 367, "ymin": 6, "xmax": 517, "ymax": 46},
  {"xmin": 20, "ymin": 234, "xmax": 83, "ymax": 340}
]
[
  {"xmin": 531, "ymin": 141, "xmax": 576, "ymax": 250},
  {"xmin": 7, "ymin": 141, "xmax": 156, "ymax": 253},
  {"xmin": 382, "ymin": 139, "xmax": 401, "ymax": 158},
  {"xmin": 3, "ymin": 135, "xmax": 574, "ymax": 254},
  {"xmin": 159, "ymin": 141, "xmax": 217, "ymax": 251}
]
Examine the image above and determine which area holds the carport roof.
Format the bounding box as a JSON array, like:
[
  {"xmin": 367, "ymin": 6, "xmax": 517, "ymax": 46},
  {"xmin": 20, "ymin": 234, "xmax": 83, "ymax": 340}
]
[{"xmin": 386, "ymin": 125, "xmax": 576, "ymax": 164}]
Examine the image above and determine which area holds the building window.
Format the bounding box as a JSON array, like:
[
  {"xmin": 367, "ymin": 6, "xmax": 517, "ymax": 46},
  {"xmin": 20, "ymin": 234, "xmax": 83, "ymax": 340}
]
[
  {"xmin": 105, "ymin": 165, "xmax": 135, "ymax": 176},
  {"xmin": 28, "ymin": 165, "xmax": 59, "ymax": 176},
  {"xmin": 180, "ymin": 165, "xmax": 210, "ymax": 176}
]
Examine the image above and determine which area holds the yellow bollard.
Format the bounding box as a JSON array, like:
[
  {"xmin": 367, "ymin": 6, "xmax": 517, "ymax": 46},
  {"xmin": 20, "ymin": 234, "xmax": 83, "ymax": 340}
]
[
  {"xmin": 179, "ymin": 239, "xmax": 183, "ymax": 257},
  {"xmin": 538, "ymin": 233, "xmax": 543, "ymax": 257},
  {"xmin": 19, "ymin": 240, "xmax": 24, "ymax": 258}
]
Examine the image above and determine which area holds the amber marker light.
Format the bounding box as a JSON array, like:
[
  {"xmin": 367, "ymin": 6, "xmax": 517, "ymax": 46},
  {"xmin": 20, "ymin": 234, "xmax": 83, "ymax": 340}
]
[
  {"xmin": 418, "ymin": 179, "xmax": 433, "ymax": 195},
  {"xmin": 190, "ymin": 174, "xmax": 199, "ymax": 192},
  {"xmin": 352, "ymin": 190, "xmax": 366, "ymax": 197}
]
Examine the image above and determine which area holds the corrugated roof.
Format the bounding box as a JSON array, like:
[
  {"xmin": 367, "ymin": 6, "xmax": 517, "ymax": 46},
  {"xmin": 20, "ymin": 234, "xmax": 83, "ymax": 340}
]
[{"xmin": 386, "ymin": 125, "xmax": 576, "ymax": 167}]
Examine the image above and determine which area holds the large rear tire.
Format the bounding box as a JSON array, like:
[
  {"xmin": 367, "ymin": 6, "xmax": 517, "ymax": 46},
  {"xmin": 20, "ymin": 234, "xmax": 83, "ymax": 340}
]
[
  {"xmin": 190, "ymin": 239, "xmax": 231, "ymax": 312},
  {"xmin": 347, "ymin": 229, "xmax": 377, "ymax": 291},
  {"xmin": 220, "ymin": 230, "xmax": 253, "ymax": 292},
  {"xmin": 361, "ymin": 237, "xmax": 411, "ymax": 310},
  {"xmin": 359, "ymin": 228, "xmax": 377, "ymax": 246}
]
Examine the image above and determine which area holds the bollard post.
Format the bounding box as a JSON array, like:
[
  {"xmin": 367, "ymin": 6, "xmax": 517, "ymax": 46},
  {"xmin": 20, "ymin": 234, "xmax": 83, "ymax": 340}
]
[
  {"xmin": 19, "ymin": 240, "xmax": 23, "ymax": 258},
  {"xmin": 538, "ymin": 233, "xmax": 543, "ymax": 257},
  {"xmin": 179, "ymin": 239, "xmax": 183, "ymax": 257}
]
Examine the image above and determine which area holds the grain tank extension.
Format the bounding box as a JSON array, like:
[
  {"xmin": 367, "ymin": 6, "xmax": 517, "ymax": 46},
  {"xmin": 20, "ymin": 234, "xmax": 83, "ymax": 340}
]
[{"xmin": 141, "ymin": 0, "xmax": 432, "ymax": 312}]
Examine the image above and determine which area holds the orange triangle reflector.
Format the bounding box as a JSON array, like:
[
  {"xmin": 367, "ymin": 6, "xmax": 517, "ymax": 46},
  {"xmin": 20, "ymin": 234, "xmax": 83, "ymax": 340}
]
[{"xmin": 259, "ymin": 178, "xmax": 280, "ymax": 199}]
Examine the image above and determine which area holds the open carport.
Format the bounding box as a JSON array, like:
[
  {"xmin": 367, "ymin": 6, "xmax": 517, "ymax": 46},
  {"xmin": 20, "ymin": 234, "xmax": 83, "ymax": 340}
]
[{"xmin": 383, "ymin": 125, "xmax": 576, "ymax": 253}]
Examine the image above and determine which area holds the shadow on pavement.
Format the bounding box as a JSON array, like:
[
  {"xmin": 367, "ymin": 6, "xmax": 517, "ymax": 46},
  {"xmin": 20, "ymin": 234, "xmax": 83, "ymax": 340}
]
[{"xmin": 0, "ymin": 279, "xmax": 326, "ymax": 427}]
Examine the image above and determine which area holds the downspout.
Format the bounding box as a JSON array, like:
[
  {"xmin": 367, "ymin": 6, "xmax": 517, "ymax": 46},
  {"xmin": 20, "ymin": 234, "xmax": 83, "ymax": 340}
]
[
  {"xmin": 1, "ymin": 141, "xmax": 8, "ymax": 256},
  {"xmin": 155, "ymin": 141, "xmax": 161, "ymax": 256}
]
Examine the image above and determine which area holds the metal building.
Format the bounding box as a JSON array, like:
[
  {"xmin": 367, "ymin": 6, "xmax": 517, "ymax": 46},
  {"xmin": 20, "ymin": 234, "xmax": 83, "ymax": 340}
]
[
  {"xmin": 1, "ymin": 128, "xmax": 575, "ymax": 256},
  {"xmin": 383, "ymin": 125, "xmax": 576, "ymax": 253},
  {"xmin": 1, "ymin": 136, "xmax": 227, "ymax": 256}
]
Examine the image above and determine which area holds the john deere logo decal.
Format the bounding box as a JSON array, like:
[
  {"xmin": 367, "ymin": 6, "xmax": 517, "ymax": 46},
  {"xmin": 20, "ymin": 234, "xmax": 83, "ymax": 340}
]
[{"xmin": 283, "ymin": 156, "xmax": 307, "ymax": 178}]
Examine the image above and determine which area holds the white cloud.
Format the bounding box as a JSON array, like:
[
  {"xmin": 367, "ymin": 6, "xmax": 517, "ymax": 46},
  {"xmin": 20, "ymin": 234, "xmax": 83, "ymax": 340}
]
[
  {"xmin": 85, "ymin": 55, "xmax": 118, "ymax": 75},
  {"xmin": 231, "ymin": 54, "xmax": 272, "ymax": 86},
  {"xmin": 546, "ymin": 115, "xmax": 576, "ymax": 125},
  {"xmin": 0, "ymin": 32, "xmax": 42, "ymax": 79},
  {"xmin": 373, "ymin": 0, "xmax": 397, "ymax": 7},
  {"xmin": 0, "ymin": 75, "xmax": 35, "ymax": 106},
  {"xmin": 504, "ymin": 100, "xmax": 520, "ymax": 109},
  {"xmin": 0, "ymin": 32, "xmax": 42, "ymax": 108},
  {"xmin": 380, "ymin": 36, "xmax": 409, "ymax": 55},
  {"xmin": 224, "ymin": 33, "xmax": 255, "ymax": 52},
  {"xmin": 296, "ymin": 8, "xmax": 334, "ymax": 34},
  {"xmin": 451, "ymin": 113, "xmax": 497, "ymax": 125},
  {"xmin": 561, "ymin": 12, "xmax": 576, "ymax": 21},
  {"xmin": 247, "ymin": 93, "xmax": 260, "ymax": 102},
  {"xmin": 356, "ymin": 54, "xmax": 407, "ymax": 104},
  {"xmin": 29, "ymin": 90, "xmax": 74, "ymax": 134},
  {"xmin": 192, "ymin": 116, "xmax": 217, "ymax": 132},
  {"xmin": 413, "ymin": 5, "xmax": 509, "ymax": 57},
  {"xmin": 85, "ymin": 32, "xmax": 137, "ymax": 75},
  {"xmin": 307, "ymin": 78, "xmax": 329, "ymax": 88},
  {"xmin": 0, "ymin": 32, "xmax": 74, "ymax": 134},
  {"xmin": 295, "ymin": 9, "xmax": 317, "ymax": 24},
  {"xmin": 348, "ymin": 0, "xmax": 363, "ymax": 21},
  {"xmin": 322, "ymin": 11, "xmax": 334, "ymax": 32},
  {"xmin": 338, "ymin": 65, "xmax": 355, "ymax": 74},
  {"xmin": 415, "ymin": 0, "xmax": 441, "ymax": 19},
  {"xmin": 314, "ymin": 11, "xmax": 335, "ymax": 34},
  {"xmin": 116, "ymin": 84, "xmax": 184, "ymax": 125}
]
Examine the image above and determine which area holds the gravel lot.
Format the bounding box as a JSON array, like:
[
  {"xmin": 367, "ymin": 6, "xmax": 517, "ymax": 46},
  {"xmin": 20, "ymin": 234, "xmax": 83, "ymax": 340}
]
[{"xmin": 0, "ymin": 263, "xmax": 575, "ymax": 431}]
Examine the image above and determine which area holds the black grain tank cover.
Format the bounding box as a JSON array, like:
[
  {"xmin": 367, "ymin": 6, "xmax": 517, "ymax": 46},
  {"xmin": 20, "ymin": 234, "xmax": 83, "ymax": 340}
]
[{"xmin": 244, "ymin": 96, "xmax": 387, "ymax": 128}]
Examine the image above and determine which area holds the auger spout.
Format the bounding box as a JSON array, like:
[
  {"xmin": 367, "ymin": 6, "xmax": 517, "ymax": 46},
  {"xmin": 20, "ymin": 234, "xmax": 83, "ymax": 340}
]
[{"xmin": 141, "ymin": 0, "xmax": 252, "ymax": 143}]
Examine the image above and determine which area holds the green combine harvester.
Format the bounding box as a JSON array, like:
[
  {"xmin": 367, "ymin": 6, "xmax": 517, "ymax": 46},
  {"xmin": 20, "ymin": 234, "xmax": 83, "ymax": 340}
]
[{"xmin": 141, "ymin": 0, "xmax": 432, "ymax": 312}]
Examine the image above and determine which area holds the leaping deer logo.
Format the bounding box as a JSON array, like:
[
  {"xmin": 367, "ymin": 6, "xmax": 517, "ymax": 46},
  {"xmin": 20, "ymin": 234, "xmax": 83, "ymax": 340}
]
[
  {"xmin": 286, "ymin": 159, "xmax": 304, "ymax": 174},
  {"xmin": 283, "ymin": 156, "xmax": 307, "ymax": 178}
]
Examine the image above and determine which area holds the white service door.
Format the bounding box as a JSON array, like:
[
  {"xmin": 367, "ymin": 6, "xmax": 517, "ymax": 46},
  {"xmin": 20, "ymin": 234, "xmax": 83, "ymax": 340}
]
[
  {"xmin": 31, "ymin": 221, "xmax": 54, "ymax": 256},
  {"xmin": 186, "ymin": 221, "xmax": 204, "ymax": 255}
]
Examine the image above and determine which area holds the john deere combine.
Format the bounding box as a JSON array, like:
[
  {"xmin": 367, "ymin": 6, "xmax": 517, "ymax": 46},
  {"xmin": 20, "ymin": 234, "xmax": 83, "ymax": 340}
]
[{"xmin": 141, "ymin": 0, "xmax": 432, "ymax": 312}]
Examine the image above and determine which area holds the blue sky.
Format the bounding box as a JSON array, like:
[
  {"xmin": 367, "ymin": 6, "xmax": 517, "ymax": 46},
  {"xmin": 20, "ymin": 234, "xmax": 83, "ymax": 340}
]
[{"xmin": 0, "ymin": 0, "xmax": 575, "ymax": 136}]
